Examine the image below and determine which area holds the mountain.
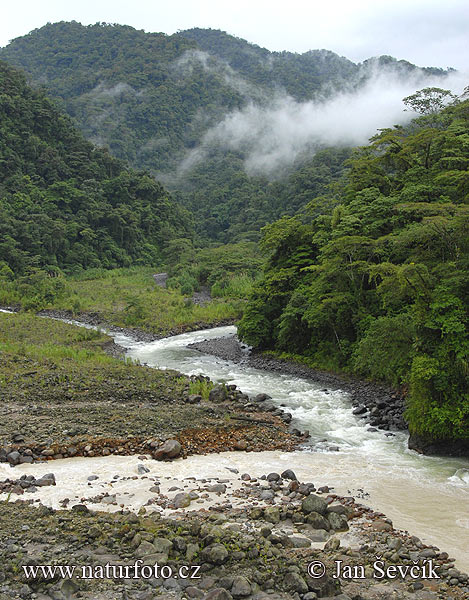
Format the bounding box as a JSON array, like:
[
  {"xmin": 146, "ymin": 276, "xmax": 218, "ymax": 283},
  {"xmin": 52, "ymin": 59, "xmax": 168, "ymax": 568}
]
[
  {"xmin": 0, "ymin": 22, "xmax": 453, "ymax": 242},
  {"xmin": 238, "ymin": 98, "xmax": 469, "ymax": 451},
  {"xmin": 0, "ymin": 59, "xmax": 190, "ymax": 276},
  {"xmin": 177, "ymin": 28, "xmax": 447, "ymax": 100}
]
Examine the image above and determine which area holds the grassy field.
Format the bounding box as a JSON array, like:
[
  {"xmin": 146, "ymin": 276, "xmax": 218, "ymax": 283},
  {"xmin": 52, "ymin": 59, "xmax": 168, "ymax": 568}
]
[
  {"xmin": 0, "ymin": 311, "xmax": 194, "ymax": 445},
  {"xmin": 1, "ymin": 266, "xmax": 244, "ymax": 335}
]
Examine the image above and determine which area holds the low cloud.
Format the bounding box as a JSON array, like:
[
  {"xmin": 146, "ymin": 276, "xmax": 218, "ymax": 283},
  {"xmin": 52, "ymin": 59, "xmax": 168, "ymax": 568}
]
[
  {"xmin": 178, "ymin": 68, "xmax": 468, "ymax": 177},
  {"xmin": 173, "ymin": 48, "xmax": 268, "ymax": 100}
]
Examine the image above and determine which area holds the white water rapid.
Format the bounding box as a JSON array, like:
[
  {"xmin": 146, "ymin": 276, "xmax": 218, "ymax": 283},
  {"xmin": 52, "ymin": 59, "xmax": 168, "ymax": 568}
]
[
  {"xmin": 1, "ymin": 315, "xmax": 468, "ymax": 571},
  {"xmin": 123, "ymin": 326, "xmax": 469, "ymax": 571}
]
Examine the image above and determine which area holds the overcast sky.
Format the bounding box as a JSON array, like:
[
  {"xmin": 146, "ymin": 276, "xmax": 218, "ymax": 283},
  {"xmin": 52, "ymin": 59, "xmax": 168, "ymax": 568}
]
[{"xmin": 1, "ymin": 0, "xmax": 468, "ymax": 70}]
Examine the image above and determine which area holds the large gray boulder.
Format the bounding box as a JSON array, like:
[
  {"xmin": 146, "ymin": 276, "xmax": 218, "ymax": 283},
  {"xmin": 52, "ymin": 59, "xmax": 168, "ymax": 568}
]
[
  {"xmin": 209, "ymin": 385, "xmax": 228, "ymax": 403},
  {"xmin": 327, "ymin": 512, "xmax": 349, "ymax": 531},
  {"xmin": 7, "ymin": 451, "xmax": 21, "ymax": 466},
  {"xmin": 301, "ymin": 493, "xmax": 328, "ymax": 515},
  {"xmin": 202, "ymin": 543, "xmax": 229, "ymax": 565},
  {"xmin": 173, "ymin": 492, "xmax": 192, "ymax": 509},
  {"xmin": 305, "ymin": 511, "xmax": 330, "ymax": 530},
  {"xmin": 231, "ymin": 576, "xmax": 252, "ymax": 597},
  {"xmin": 154, "ymin": 439, "xmax": 182, "ymax": 460}
]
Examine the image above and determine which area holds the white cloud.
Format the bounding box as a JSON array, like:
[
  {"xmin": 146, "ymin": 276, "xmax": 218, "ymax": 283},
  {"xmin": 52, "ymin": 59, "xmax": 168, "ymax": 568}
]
[{"xmin": 178, "ymin": 68, "xmax": 468, "ymax": 177}]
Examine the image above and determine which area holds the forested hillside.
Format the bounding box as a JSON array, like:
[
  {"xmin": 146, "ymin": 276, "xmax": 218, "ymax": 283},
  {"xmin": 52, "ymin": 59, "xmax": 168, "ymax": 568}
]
[
  {"xmin": 0, "ymin": 22, "xmax": 451, "ymax": 241},
  {"xmin": 177, "ymin": 28, "xmax": 446, "ymax": 100},
  {"xmin": 239, "ymin": 97, "xmax": 469, "ymax": 446},
  {"xmin": 0, "ymin": 60, "xmax": 190, "ymax": 276},
  {"xmin": 174, "ymin": 147, "xmax": 352, "ymax": 241}
]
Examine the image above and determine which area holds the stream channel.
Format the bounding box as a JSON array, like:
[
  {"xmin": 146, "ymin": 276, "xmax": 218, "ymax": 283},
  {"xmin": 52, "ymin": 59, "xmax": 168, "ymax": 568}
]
[{"xmin": 2, "ymin": 314, "xmax": 469, "ymax": 571}]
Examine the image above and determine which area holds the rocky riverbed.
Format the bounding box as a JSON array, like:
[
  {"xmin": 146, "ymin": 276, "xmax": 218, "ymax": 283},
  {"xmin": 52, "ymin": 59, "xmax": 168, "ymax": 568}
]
[
  {"xmin": 1, "ymin": 455, "xmax": 467, "ymax": 600},
  {"xmin": 1, "ymin": 311, "xmax": 468, "ymax": 599},
  {"xmin": 187, "ymin": 335, "xmax": 407, "ymax": 436},
  {"xmin": 0, "ymin": 376, "xmax": 304, "ymax": 467}
]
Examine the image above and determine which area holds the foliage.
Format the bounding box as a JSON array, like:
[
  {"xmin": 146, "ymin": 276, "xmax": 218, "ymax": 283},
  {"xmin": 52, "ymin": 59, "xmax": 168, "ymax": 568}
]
[
  {"xmin": 0, "ymin": 23, "xmax": 450, "ymax": 242},
  {"xmin": 166, "ymin": 241, "xmax": 263, "ymax": 298},
  {"xmin": 403, "ymin": 87, "xmax": 457, "ymax": 116},
  {"xmin": 188, "ymin": 379, "xmax": 214, "ymax": 400},
  {"xmin": 239, "ymin": 98, "xmax": 469, "ymax": 442},
  {"xmin": 0, "ymin": 267, "xmax": 242, "ymax": 335},
  {"xmin": 0, "ymin": 60, "xmax": 191, "ymax": 275}
]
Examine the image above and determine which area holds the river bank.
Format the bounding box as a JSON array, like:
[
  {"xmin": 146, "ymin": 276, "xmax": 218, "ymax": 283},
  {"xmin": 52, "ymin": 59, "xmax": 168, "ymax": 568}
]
[
  {"xmin": 0, "ymin": 311, "xmax": 303, "ymax": 467},
  {"xmin": 1, "ymin": 311, "xmax": 468, "ymax": 599},
  {"xmin": 1, "ymin": 452, "xmax": 468, "ymax": 600},
  {"xmin": 187, "ymin": 336, "xmax": 406, "ymax": 431},
  {"xmin": 188, "ymin": 334, "xmax": 469, "ymax": 458},
  {"xmin": 6, "ymin": 306, "xmax": 466, "ymax": 458}
]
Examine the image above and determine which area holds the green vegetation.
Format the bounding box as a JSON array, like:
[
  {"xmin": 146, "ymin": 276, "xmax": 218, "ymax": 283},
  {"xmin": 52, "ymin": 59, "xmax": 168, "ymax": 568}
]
[
  {"xmin": 0, "ymin": 267, "xmax": 242, "ymax": 335},
  {"xmin": 239, "ymin": 96, "xmax": 469, "ymax": 443},
  {"xmin": 0, "ymin": 311, "xmax": 112, "ymax": 362},
  {"xmin": 0, "ymin": 59, "xmax": 191, "ymax": 276},
  {"xmin": 166, "ymin": 241, "xmax": 263, "ymax": 298},
  {"xmin": 0, "ymin": 22, "xmax": 449, "ymax": 242},
  {"xmin": 0, "ymin": 311, "xmax": 186, "ymax": 403},
  {"xmin": 175, "ymin": 147, "xmax": 352, "ymax": 242},
  {"xmin": 0, "ymin": 311, "xmax": 238, "ymax": 446},
  {"xmin": 188, "ymin": 378, "xmax": 214, "ymax": 399}
]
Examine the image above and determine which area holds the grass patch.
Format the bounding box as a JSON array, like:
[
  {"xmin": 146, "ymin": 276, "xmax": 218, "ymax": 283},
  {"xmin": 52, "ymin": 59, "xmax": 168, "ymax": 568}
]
[
  {"xmin": 188, "ymin": 379, "xmax": 214, "ymax": 400},
  {"xmin": 1, "ymin": 266, "xmax": 243, "ymax": 335}
]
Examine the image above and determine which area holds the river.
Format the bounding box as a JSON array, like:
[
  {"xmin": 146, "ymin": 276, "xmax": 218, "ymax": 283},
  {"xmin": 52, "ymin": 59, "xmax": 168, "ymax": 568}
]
[
  {"xmin": 122, "ymin": 325, "xmax": 469, "ymax": 571},
  {"xmin": 2, "ymin": 313, "xmax": 468, "ymax": 570}
]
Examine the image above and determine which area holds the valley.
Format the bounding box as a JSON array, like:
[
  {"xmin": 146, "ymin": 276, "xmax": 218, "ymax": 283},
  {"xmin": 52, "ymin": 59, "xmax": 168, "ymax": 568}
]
[{"xmin": 0, "ymin": 16, "xmax": 468, "ymax": 600}]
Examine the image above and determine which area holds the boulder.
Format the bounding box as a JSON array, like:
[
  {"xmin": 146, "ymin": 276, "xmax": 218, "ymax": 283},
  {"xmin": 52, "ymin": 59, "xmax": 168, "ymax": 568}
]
[
  {"xmin": 302, "ymin": 493, "xmax": 328, "ymax": 515},
  {"xmin": 327, "ymin": 504, "xmax": 348, "ymax": 515},
  {"xmin": 202, "ymin": 543, "xmax": 229, "ymax": 565},
  {"xmin": 172, "ymin": 536, "xmax": 186, "ymax": 553},
  {"xmin": 281, "ymin": 469, "xmax": 297, "ymax": 480},
  {"xmin": 298, "ymin": 483, "xmax": 316, "ymax": 495},
  {"xmin": 253, "ymin": 393, "xmax": 271, "ymax": 403},
  {"xmin": 6, "ymin": 451, "xmax": 21, "ymax": 466},
  {"xmin": 135, "ymin": 541, "xmax": 156, "ymax": 558},
  {"xmin": 309, "ymin": 530, "xmax": 330, "ymax": 542},
  {"xmin": 207, "ymin": 483, "xmax": 227, "ymax": 493},
  {"xmin": 153, "ymin": 537, "xmax": 172, "ymax": 555},
  {"xmin": 283, "ymin": 572, "xmax": 308, "ymax": 593},
  {"xmin": 154, "ymin": 439, "xmax": 182, "ymax": 460},
  {"xmin": 305, "ymin": 511, "xmax": 330, "ymax": 530},
  {"xmin": 288, "ymin": 535, "xmax": 311, "ymax": 548},
  {"xmin": 209, "ymin": 385, "xmax": 228, "ymax": 403},
  {"xmin": 231, "ymin": 576, "xmax": 251, "ymax": 597},
  {"xmin": 264, "ymin": 506, "xmax": 280, "ymax": 524},
  {"xmin": 173, "ymin": 492, "xmax": 192, "ymax": 509},
  {"xmin": 35, "ymin": 473, "xmax": 56, "ymax": 487},
  {"xmin": 327, "ymin": 512, "xmax": 349, "ymax": 531}
]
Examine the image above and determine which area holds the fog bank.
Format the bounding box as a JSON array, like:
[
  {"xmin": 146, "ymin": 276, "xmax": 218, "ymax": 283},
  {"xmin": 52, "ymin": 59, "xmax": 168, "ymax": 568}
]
[{"xmin": 179, "ymin": 69, "xmax": 467, "ymax": 177}]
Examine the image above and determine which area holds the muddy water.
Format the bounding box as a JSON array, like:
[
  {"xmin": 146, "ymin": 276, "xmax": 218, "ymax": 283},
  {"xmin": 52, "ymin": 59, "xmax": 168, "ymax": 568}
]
[
  {"xmin": 125, "ymin": 326, "xmax": 469, "ymax": 571},
  {"xmin": 1, "ymin": 313, "xmax": 467, "ymax": 570}
]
